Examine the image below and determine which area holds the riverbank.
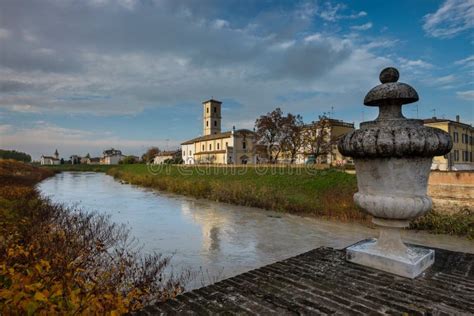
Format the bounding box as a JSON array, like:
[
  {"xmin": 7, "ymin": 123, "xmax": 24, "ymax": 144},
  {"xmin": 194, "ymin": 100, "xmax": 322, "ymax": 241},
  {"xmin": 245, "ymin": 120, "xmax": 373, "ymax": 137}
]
[
  {"xmin": 42, "ymin": 164, "xmax": 473, "ymax": 238},
  {"xmin": 0, "ymin": 160, "xmax": 184, "ymax": 314}
]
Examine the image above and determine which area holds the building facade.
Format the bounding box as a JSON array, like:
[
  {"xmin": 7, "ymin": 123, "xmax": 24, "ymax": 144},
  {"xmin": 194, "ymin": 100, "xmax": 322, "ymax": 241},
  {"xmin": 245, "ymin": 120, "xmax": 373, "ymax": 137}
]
[
  {"xmin": 153, "ymin": 150, "xmax": 180, "ymax": 164},
  {"xmin": 100, "ymin": 148, "xmax": 123, "ymax": 165},
  {"xmin": 40, "ymin": 149, "xmax": 60, "ymax": 165},
  {"xmin": 283, "ymin": 118, "xmax": 354, "ymax": 165},
  {"xmin": 181, "ymin": 99, "xmax": 257, "ymax": 164},
  {"xmin": 424, "ymin": 115, "xmax": 473, "ymax": 170}
]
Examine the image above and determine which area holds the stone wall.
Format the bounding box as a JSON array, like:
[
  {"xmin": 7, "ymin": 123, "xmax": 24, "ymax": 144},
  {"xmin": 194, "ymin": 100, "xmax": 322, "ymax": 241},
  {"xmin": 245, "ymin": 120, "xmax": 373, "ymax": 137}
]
[{"xmin": 428, "ymin": 171, "xmax": 474, "ymax": 213}]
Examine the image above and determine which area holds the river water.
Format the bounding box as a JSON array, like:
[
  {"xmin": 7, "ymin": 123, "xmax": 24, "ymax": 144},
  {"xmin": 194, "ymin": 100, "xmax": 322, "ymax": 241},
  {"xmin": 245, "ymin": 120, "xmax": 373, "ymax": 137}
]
[{"xmin": 38, "ymin": 172, "xmax": 473, "ymax": 289}]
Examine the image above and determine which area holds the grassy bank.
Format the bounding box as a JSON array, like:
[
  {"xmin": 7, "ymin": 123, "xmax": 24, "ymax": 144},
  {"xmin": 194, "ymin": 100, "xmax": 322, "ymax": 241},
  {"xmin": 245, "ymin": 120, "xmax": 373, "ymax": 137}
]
[
  {"xmin": 0, "ymin": 160, "xmax": 184, "ymax": 314},
  {"xmin": 108, "ymin": 164, "xmax": 364, "ymax": 221}
]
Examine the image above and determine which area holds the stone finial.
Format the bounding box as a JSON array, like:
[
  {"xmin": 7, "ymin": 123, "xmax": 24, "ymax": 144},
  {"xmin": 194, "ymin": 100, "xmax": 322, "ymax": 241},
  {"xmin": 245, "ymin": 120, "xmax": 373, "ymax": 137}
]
[{"xmin": 338, "ymin": 66, "xmax": 453, "ymax": 279}]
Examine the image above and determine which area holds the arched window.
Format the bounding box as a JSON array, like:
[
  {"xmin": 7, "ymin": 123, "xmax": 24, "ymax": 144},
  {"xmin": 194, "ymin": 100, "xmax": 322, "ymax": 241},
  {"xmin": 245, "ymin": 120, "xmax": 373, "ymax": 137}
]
[
  {"xmin": 206, "ymin": 120, "xmax": 209, "ymax": 127},
  {"xmin": 207, "ymin": 107, "xmax": 209, "ymax": 113},
  {"xmin": 242, "ymin": 141, "xmax": 246, "ymax": 149},
  {"xmin": 214, "ymin": 120, "xmax": 217, "ymax": 127},
  {"xmin": 217, "ymin": 143, "xmax": 220, "ymax": 150}
]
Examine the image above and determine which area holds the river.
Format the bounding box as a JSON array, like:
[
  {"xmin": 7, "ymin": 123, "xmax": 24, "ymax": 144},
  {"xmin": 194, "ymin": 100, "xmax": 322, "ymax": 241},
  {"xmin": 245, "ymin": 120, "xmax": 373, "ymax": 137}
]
[{"xmin": 38, "ymin": 172, "xmax": 473, "ymax": 289}]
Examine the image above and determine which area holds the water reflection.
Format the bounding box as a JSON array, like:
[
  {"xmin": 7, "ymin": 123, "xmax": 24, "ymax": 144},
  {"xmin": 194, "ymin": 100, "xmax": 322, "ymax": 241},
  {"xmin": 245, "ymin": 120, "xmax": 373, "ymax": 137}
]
[{"xmin": 38, "ymin": 172, "xmax": 474, "ymax": 289}]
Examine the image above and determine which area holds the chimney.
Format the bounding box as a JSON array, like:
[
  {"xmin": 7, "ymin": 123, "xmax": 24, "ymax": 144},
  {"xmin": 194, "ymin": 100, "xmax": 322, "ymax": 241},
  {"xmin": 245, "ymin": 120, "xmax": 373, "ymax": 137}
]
[{"xmin": 456, "ymin": 115, "xmax": 460, "ymax": 122}]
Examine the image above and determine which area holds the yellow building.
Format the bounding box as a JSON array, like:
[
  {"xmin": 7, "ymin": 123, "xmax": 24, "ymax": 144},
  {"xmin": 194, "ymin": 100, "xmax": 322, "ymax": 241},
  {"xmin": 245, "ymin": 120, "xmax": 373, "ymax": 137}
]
[
  {"xmin": 424, "ymin": 115, "xmax": 474, "ymax": 170},
  {"xmin": 289, "ymin": 118, "xmax": 354, "ymax": 165},
  {"xmin": 181, "ymin": 99, "xmax": 257, "ymax": 164}
]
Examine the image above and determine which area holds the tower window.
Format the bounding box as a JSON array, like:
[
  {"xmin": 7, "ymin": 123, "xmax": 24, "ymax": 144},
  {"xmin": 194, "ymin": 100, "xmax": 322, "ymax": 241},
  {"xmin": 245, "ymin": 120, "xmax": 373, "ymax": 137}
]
[
  {"xmin": 202, "ymin": 145, "xmax": 204, "ymax": 151},
  {"xmin": 214, "ymin": 107, "xmax": 217, "ymax": 113},
  {"xmin": 225, "ymin": 142, "xmax": 228, "ymax": 147},
  {"xmin": 206, "ymin": 120, "xmax": 209, "ymax": 127},
  {"xmin": 217, "ymin": 143, "xmax": 220, "ymax": 150},
  {"xmin": 214, "ymin": 120, "xmax": 217, "ymax": 127},
  {"xmin": 242, "ymin": 141, "xmax": 246, "ymax": 149},
  {"xmin": 209, "ymin": 144, "xmax": 212, "ymax": 150},
  {"xmin": 207, "ymin": 107, "xmax": 209, "ymax": 113}
]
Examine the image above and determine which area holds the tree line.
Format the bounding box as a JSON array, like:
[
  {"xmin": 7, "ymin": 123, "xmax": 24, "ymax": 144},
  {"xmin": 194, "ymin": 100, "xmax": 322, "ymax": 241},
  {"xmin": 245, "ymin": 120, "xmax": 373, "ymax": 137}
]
[
  {"xmin": 254, "ymin": 108, "xmax": 332, "ymax": 164},
  {"xmin": 0, "ymin": 149, "xmax": 31, "ymax": 162}
]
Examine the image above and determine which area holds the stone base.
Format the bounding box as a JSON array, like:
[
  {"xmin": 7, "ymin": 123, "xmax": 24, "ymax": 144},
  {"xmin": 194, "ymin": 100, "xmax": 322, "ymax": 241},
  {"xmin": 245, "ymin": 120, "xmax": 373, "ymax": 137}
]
[{"xmin": 346, "ymin": 239, "xmax": 434, "ymax": 279}]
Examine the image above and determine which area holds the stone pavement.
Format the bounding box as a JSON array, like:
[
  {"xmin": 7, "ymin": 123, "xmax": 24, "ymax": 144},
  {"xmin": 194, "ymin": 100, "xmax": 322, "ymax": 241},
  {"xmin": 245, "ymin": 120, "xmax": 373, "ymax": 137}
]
[{"xmin": 136, "ymin": 244, "xmax": 474, "ymax": 315}]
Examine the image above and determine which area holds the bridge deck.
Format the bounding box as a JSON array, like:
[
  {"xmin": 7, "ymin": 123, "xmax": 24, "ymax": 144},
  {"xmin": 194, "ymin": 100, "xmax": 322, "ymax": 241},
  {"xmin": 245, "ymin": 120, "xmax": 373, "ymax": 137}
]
[{"xmin": 136, "ymin": 244, "xmax": 474, "ymax": 315}]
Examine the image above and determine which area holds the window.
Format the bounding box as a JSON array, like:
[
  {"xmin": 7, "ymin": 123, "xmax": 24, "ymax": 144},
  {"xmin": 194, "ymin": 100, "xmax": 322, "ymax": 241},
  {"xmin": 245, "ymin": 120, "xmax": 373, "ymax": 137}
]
[
  {"xmin": 214, "ymin": 107, "xmax": 217, "ymax": 113},
  {"xmin": 454, "ymin": 150, "xmax": 459, "ymax": 161},
  {"xmin": 202, "ymin": 145, "xmax": 205, "ymax": 151},
  {"xmin": 183, "ymin": 150, "xmax": 185, "ymax": 156},
  {"xmin": 242, "ymin": 141, "xmax": 246, "ymax": 149},
  {"xmin": 217, "ymin": 143, "xmax": 220, "ymax": 150},
  {"xmin": 453, "ymin": 132, "xmax": 459, "ymax": 143},
  {"xmin": 214, "ymin": 120, "xmax": 217, "ymax": 127},
  {"xmin": 471, "ymin": 152, "xmax": 473, "ymax": 162},
  {"xmin": 206, "ymin": 120, "xmax": 209, "ymax": 127},
  {"xmin": 463, "ymin": 151, "xmax": 469, "ymax": 162},
  {"xmin": 189, "ymin": 150, "xmax": 192, "ymax": 156},
  {"xmin": 207, "ymin": 107, "xmax": 209, "ymax": 113},
  {"xmin": 209, "ymin": 144, "xmax": 212, "ymax": 150},
  {"xmin": 225, "ymin": 142, "xmax": 228, "ymax": 147}
]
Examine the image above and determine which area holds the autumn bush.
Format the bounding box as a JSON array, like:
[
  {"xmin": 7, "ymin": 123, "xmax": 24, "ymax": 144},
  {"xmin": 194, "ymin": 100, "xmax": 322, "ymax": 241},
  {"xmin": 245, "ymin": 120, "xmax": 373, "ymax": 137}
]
[{"xmin": 0, "ymin": 160, "xmax": 186, "ymax": 314}]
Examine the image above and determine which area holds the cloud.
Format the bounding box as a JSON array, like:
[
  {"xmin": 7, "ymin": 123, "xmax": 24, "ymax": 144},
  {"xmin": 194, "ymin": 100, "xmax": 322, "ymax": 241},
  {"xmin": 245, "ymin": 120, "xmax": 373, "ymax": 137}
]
[
  {"xmin": 0, "ymin": 0, "xmax": 394, "ymax": 119},
  {"xmin": 455, "ymin": 55, "xmax": 474, "ymax": 67},
  {"xmin": 0, "ymin": 122, "xmax": 180, "ymax": 160},
  {"xmin": 456, "ymin": 90, "xmax": 474, "ymax": 101},
  {"xmin": 398, "ymin": 57, "xmax": 434, "ymax": 70},
  {"xmin": 423, "ymin": 0, "xmax": 474, "ymax": 38},
  {"xmin": 351, "ymin": 22, "xmax": 373, "ymax": 31},
  {"xmin": 318, "ymin": 2, "xmax": 367, "ymax": 22}
]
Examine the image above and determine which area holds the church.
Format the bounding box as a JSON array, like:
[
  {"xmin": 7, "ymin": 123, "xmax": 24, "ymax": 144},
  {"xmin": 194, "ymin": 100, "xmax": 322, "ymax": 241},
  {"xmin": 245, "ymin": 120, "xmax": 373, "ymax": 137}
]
[{"xmin": 181, "ymin": 99, "xmax": 257, "ymax": 164}]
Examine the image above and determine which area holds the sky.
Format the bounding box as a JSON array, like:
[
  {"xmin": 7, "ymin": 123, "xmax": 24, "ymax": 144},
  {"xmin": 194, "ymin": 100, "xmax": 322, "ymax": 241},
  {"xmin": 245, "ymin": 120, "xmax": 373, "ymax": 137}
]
[{"xmin": 0, "ymin": 0, "xmax": 473, "ymax": 160}]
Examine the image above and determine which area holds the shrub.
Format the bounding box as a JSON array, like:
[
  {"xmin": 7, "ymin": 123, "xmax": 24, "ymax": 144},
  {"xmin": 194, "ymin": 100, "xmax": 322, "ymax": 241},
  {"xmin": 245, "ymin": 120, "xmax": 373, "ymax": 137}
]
[{"xmin": 0, "ymin": 160, "xmax": 186, "ymax": 314}]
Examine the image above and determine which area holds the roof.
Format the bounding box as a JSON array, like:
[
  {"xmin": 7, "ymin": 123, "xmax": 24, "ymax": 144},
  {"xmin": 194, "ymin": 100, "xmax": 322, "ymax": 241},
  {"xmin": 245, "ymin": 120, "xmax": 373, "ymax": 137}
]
[
  {"xmin": 41, "ymin": 156, "xmax": 59, "ymax": 160},
  {"xmin": 423, "ymin": 118, "xmax": 473, "ymax": 129},
  {"xmin": 202, "ymin": 99, "xmax": 222, "ymax": 104},
  {"xmin": 181, "ymin": 129, "xmax": 255, "ymax": 145},
  {"xmin": 156, "ymin": 150, "xmax": 179, "ymax": 157}
]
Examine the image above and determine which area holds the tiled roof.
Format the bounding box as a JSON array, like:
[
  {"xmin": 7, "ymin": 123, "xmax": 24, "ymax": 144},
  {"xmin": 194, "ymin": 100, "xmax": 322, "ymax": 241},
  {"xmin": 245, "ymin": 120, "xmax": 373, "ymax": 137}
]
[
  {"xmin": 423, "ymin": 118, "xmax": 472, "ymax": 129},
  {"xmin": 181, "ymin": 129, "xmax": 254, "ymax": 145}
]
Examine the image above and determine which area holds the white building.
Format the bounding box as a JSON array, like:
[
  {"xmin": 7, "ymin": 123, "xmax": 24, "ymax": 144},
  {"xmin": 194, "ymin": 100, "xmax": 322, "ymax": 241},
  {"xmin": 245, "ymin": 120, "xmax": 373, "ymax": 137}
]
[
  {"xmin": 153, "ymin": 151, "xmax": 180, "ymax": 164},
  {"xmin": 100, "ymin": 148, "xmax": 123, "ymax": 165},
  {"xmin": 40, "ymin": 149, "xmax": 61, "ymax": 165}
]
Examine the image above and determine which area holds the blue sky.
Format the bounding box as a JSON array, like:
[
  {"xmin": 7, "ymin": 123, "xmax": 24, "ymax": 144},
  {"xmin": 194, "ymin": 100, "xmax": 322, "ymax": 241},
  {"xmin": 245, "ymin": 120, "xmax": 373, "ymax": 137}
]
[{"xmin": 0, "ymin": 0, "xmax": 473, "ymax": 159}]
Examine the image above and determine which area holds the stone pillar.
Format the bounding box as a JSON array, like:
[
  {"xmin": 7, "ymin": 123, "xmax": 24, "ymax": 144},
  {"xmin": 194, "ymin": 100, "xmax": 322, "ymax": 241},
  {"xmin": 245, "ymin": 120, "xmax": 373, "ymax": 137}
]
[{"xmin": 338, "ymin": 67, "xmax": 452, "ymax": 278}]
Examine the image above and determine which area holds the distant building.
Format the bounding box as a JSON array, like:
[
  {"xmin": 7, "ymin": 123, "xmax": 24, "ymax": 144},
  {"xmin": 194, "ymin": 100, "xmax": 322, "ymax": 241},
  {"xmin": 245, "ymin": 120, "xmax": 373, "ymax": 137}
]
[
  {"xmin": 41, "ymin": 149, "xmax": 60, "ymax": 165},
  {"xmin": 424, "ymin": 115, "xmax": 473, "ymax": 170},
  {"xmin": 153, "ymin": 150, "xmax": 180, "ymax": 164},
  {"xmin": 100, "ymin": 148, "xmax": 123, "ymax": 165},
  {"xmin": 70, "ymin": 155, "xmax": 81, "ymax": 165},
  {"xmin": 181, "ymin": 99, "xmax": 257, "ymax": 164},
  {"xmin": 280, "ymin": 118, "xmax": 354, "ymax": 165}
]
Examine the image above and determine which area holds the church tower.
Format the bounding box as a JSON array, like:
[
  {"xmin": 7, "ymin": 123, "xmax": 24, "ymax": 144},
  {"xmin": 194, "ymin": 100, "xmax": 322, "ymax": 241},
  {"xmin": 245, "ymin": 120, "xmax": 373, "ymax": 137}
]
[
  {"xmin": 54, "ymin": 149, "xmax": 59, "ymax": 159},
  {"xmin": 203, "ymin": 99, "xmax": 222, "ymax": 136}
]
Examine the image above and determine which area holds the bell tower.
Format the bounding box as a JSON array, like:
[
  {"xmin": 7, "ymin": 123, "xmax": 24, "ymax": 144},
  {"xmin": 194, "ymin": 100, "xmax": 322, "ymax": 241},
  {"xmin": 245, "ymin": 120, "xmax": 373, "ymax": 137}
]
[{"xmin": 203, "ymin": 99, "xmax": 222, "ymax": 135}]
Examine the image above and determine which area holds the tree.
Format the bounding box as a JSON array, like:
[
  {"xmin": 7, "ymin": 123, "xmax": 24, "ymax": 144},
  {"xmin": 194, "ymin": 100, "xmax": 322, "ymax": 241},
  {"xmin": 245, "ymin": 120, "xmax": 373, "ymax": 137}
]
[
  {"xmin": 302, "ymin": 115, "xmax": 332, "ymax": 164},
  {"xmin": 254, "ymin": 108, "xmax": 286, "ymax": 163},
  {"xmin": 120, "ymin": 156, "xmax": 137, "ymax": 164},
  {"xmin": 141, "ymin": 147, "xmax": 160, "ymax": 163},
  {"xmin": 281, "ymin": 113, "xmax": 305, "ymax": 164},
  {"xmin": 0, "ymin": 149, "xmax": 31, "ymax": 162}
]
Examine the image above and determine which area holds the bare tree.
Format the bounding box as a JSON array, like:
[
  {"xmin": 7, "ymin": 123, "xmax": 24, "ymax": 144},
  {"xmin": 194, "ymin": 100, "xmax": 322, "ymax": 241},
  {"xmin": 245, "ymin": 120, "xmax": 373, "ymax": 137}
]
[
  {"xmin": 282, "ymin": 113, "xmax": 305, "ymax": 163},
  {"xmin": 142, "ymin": 147, "xmax": 160, "ymax": 163},
  {"xmin": 302, "ymin": 116, "xmax": 332, "ymax": 164},
  {"xmin": 255, "ymin": 108, "xmax": 286, "ymax": 163}
]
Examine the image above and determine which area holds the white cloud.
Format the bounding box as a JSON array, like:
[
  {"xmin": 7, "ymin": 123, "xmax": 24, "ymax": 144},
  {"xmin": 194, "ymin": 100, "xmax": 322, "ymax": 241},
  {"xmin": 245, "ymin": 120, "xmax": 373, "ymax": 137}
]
[
  {"xmin": 318, "ymin": 3, "xmax": 367, "ymax": 22},
  {"xmin": 455, "ymin": 55, "xmax": 474, "ymax": 67},
  {"xmin": 351, "ymin": 22, "xmax": 373, "ymax": 31},
  {"xmin": 0, "ymin": 122, "xmax": 180, "ymax": 160},
  {"xmin": 423, "ymin": 0, "xmax": 474, "ymax": 38},
  {"xmin": 456, "ymin": 90, "xmax": 474, "ymax": 101},
  {"xmin": 398, "ymin": 57, "xmax": 434, "ymax": 70}
]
